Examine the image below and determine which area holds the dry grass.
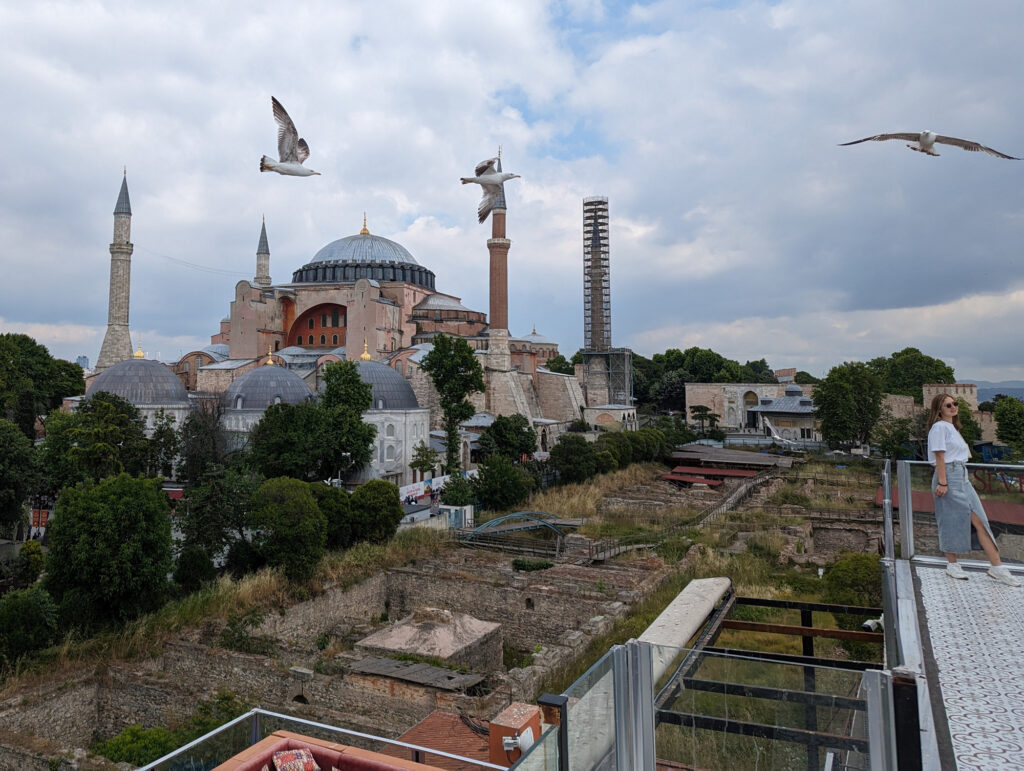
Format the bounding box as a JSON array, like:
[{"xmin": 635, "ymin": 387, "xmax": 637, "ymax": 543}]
[{"xmin": 526, "ymin": 463, "xmax": 665, "ymax": 519}]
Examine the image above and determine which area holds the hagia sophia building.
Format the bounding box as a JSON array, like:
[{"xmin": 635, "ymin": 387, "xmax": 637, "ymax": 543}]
[{"xmin": 83, "ymin": 173, "xmax": 587, "ymax": 485}]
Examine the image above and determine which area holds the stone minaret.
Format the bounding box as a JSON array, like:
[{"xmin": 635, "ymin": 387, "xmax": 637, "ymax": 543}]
[
  {"xmin": 254, "ymin": 217, "xmax": 271, "ymax": 287},
  {"xmin": 486, "ymin": 155, "xmax": 512, "ymax": 371},
  {"xmin": 95, "ymin": 173, "xmax": 134, "ymax": 372}
]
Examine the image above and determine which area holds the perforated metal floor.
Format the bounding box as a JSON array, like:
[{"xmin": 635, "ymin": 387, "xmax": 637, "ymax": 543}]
[{"xmin": 917, "ymin": 565, "xmax": 1024, "ymax": 770}]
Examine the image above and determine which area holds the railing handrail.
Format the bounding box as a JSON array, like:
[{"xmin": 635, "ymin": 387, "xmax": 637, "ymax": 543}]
[{"xmin": 899, "ymin": 459, "xmax": 1024, "ymax": 470}]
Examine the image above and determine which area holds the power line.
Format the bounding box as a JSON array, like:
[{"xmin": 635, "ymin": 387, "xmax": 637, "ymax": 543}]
[{"xmin": 135, "ymin": 244, "xmax": 249, "ymax": 277}]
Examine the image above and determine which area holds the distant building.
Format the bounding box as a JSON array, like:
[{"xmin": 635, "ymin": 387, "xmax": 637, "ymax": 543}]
[
  {"xmin": 75, "ymin": 355, "xmax": 89, "ymax": 370},
  {"xmin": 747, "ymin": 384, "xmax": 821, "ymax": 443}
]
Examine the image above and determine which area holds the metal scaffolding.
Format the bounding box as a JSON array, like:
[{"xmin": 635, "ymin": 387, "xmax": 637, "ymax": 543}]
[
  {"xmin": 583, "ymin": 197, "xmax": 611, "ymax": 351},
  {"xmin": 581, "ymin": 348, "xmax": 633, "ymax": 406}
]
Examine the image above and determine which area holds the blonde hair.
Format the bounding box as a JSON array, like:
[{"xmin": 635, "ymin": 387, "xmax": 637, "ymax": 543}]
[{"xmin": 927, "ymin": 393, "xmax": 962, "ymax": 431}]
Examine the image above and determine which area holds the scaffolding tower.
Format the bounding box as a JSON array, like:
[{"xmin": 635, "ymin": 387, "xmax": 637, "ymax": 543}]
[{"xmin": 583, "ymin": 197, "xmax": 611, "ymax": 351}]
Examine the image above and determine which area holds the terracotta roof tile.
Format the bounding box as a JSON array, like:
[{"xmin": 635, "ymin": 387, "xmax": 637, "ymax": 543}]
[{"xmin": 381, "ymin": 710, "xmax": 492, "ymax": 770}]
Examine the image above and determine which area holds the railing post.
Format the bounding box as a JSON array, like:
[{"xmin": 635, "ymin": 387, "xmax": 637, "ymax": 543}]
[
  {"xmin": 863, "ymin": 669, "xmax": 898, "ymax": 770},
  {"xmin": 881, "ymin": 460, "xmax": 895, "ymax": 559},
  {"xmin": 537, "ymin": 693, "xmax": 569, "ymax": 771},
  {"xmin": 613, "ymin": 641, "xmax": 656, "ymax": 771},
  {"xmin": 250, "ymin": 709, "xmax": 262, "ymax": 746},
  {"xmin": 896, "ymin": 461, "xmax": 914, "ymax": 559}
]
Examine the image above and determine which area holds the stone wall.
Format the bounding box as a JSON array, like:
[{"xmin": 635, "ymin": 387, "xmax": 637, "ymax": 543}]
[
  {"xmin": 255, "ymin": 573, "xmax": 387, "ymax": 646},
  {"xmin": 0, "ymin": 675, "xmax": 100, "ymax": 748},
  {"xmin": 883, "ymin": 394, "xmax": 918, "ymax": 420},
  {"xmin": 809, "ymin": 522, "xmax": 881, "ymax": 559},
  {"xmin": 537, "ymin": 370, "xmax": 586, "ymax": 423}
]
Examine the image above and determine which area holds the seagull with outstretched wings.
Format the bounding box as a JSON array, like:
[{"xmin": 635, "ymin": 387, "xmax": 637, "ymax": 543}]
[
  {"xmin": 839, "ymin": 130, "xmax": 1019, "ymax": 159},
  {"xmin": 460, "ymin": 157, "xmax": 520, "ymax": 223},
  {"xmin": 260, "ymin": 96, "xmax": 321, "ymax": 176}
]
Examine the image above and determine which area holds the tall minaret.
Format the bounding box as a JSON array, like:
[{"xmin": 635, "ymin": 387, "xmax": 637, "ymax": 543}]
[
  {"xmin": 95, "ymin": 173, "xmax": 134, "ymax": 372},
  {"xmin": 486, "ymin": 151, "xmax": 512, "ymax": 371},
  {"xmin": 254, "ymin": 217, "xmax": 271, "ymax": 287}
]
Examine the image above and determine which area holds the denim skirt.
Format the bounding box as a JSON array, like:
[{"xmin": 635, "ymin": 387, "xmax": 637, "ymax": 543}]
[{"xmin": 932, "ymin": 462, "xmax": 996, "ymax": 554}]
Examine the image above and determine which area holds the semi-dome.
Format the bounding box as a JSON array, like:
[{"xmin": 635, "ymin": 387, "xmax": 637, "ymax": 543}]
[
  {"xmin": 223, "ymin": 364, "xmax": 312, "ymax": 410},
  {"xmin": 88, "ymin": 358, "xmax": 189, "ymax": 405},
  {"xmin": 291, "ymin": 227, "xmax": 436, "ymax": 291},
  {"xmin": 319, "ymin": 360, "xmax": 419, "ymax": 410}
]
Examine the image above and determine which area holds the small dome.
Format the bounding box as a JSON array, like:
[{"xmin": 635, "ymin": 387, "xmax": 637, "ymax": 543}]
[
  {"xmin": 319, "ymin": 360, "xmax": 419, "ymax": 410},
  {"xmin": 784, "ymin": 384, "xmax": 804, "ymax": 397},
  {"xmin": 88, "ymin": 358, "xmax": 189, "ymax": 405},
  {"xmin": 223, "ymin": 365, "xmax": 312, "ymax": 410},
  {"xmin": 311, "ymin": 233, "xmax": 418, "ymax": 266}
]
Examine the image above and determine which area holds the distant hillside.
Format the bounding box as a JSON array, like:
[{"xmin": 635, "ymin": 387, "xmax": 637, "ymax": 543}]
[{"xmin": 977, "ymin": 387, "xmax": 1024, "ymax": 404}]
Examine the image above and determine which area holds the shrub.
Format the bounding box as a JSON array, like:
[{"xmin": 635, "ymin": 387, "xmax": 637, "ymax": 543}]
[
  {"xmin": 308, "ymin": 482, "xmax": 353, "ymax": 550},
  {"xmin": 173, "ymin": 545, "xmax": 216, "ymax": 594},
  {"xmin": 224, "ymin": 538, "xmax": 265, "ymax": 579},
  {"xmin": 549, "ymin": 434, "xmax": 596, "ymax": 483},
  {"xmin": 593, "ymin": 450, "xmax": 618, "ymax": 475},
  {"xmin": 16, "ymin": 539, "xmax": 45, "ymax": 586},
  {"xmin": 349, "ymin": 479, "xmax": 404, "ymax": 544},
  {"xmin": 473, "ymin": 455, "xmax": 535, "ymax": 511},
  {"xmin": 220, "ymin": 608, "xmax": 276, "ymax": 656},
  {"xmin": 248, "ymin": 477, "xmax": 326, "ymax": 582},
  {"xmin": 440, "ymin": 474, "xmax": 475, "ymax": 506},
  {"xmin": 93, "ymin": 725, "xmax": 179, "ymax": 766},
  {"xmin": 823, "ymin": 552, "xmax": 883, "ymax": 660},
  {"xmin": 512, "ymin": 558, "xmax": 553, "ymax": 572},
  {"xmin": 0, "ymin": 586, "xmax": 58, "ymax": 666}
]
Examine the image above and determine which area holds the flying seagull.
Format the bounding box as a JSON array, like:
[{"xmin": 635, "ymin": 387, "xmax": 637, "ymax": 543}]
[
  {"xmin": 460, "ymin": 157, "xmax": 520, "ymax": 223},
  {"xmin": 839, "ymin": 130, "xmax": 1020, "ymax": 159},
  {"xmin": 259, "ymin": 96, "xmax": 321, "ymax": 176}
]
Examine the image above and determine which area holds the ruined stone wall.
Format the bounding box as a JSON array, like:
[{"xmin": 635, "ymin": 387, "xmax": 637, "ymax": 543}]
[
  {"xmin": 0, "ymin": 676, "xmax": 100, "ymax": 748},
  {"xmin": 255, "ymin": 573, "xmax": 387, "ymax": 646},
  {"xmin": 809, "ymin": 522, "xmax": 881, "ymax": 559}
]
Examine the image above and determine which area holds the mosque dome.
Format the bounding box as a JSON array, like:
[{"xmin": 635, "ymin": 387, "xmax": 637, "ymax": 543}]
[
  {"xmin": 290, "ymin": 221, "xmax": 435, "ymax": 291},
  {"xmin": 87, "ymin": 358, "xmax": 189, "ymax": 405},
  {"xmin": 223, "ymin": 364, "xmax": 312, "ymax": 410},
  {"xmin": 319, "ymin": 360, "xmax": 420, "ymax": 410}
]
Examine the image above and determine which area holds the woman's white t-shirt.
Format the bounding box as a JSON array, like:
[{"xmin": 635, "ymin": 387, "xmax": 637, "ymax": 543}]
[{"xmin": 927, "ymin": 420, "xmax": 970, "ymax": 465}]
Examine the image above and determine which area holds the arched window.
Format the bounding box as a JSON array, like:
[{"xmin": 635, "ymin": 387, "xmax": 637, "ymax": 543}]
[
  {"xmin": 308, "ymin": 318, "xmax": 315, "ymax": 329},
  {"xmin": 385, "ymin": 446, "xmax": 395, "ymax": 461},
  {"xmin": 274, "ymin": 396, "xmax": 281, "ymax": 405},
  {"xmin": 386, "ymin": 424, "xmax": 396, "ymax": 438},
  {"xmin": 235, "ymin": 395, "xmax": 243, "ymax": 410},
  {"xmin": 308, "ymin": 335, "xmax": 314, "ymax": 345},
  {"xmin": 332, "ymin": 334, "xmax": 338, "ymax": 345},
  {"xmin": 320, "ymin": 334, "xmax": 326, "ymax": 345},
  {"xmin": 332, "ymin": 309, "xmax": 339, "ymax": 326}
]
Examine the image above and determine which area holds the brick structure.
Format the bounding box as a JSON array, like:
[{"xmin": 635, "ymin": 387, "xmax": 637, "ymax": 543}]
[{"xmin": 95, "ymin": 173, "xmax": 134, "ymax": 372}]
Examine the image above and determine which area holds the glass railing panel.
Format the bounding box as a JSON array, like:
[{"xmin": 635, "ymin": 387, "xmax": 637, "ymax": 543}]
[
  {"xmin": 564, "ymin": 649, "xmax": 617, "ymax": 771},
  {"xmin": 650, "ymin": 644, "xmax": 871, "ymax": 771},
  {"xmin": 143, "ymin": 712, "xmax": 254, "ymax": 770},
  {"xmin": 901, "ymin": 460, "xmax": 1024, "ymax": 563},
  {"xmin": 509, "ymin": 725, "xmax": 560, "ymax": 770}
]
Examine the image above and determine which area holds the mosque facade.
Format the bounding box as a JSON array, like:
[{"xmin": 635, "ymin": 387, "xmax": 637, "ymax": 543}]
[{"xmin": 90, "ymin": 177, "xmax": 585, "ymax": 483}]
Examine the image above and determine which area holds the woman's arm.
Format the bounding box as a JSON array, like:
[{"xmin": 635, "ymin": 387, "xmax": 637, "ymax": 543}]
[{"xmin": 934, "ymin": 450, "xmax": 948, "ymax": 497}]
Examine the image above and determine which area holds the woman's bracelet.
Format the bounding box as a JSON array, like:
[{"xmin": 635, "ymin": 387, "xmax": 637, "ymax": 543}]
[{"xmin": 937, "ymin": 482, "xmax": 947, "ymax": 487}]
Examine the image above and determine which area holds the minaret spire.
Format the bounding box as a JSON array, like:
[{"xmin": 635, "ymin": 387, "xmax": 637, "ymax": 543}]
[
  {"xmin": 255, "ymin": 217, "xmax": 271, "ymax": 287},
  {"xmin": 96, "ymin": 173, "xmax": 135, "ymax": 371}
]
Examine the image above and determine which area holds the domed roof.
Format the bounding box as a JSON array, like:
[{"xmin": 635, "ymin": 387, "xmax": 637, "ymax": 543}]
[
  {"xmin": 223, "ymin": 365, "xmax": 312, "ymax": 410},
  {"xmin": 318, "ymin": 360, "xmax": 419, "ymax": 410},
  {"xmin": 310, "ymin": 233, "xmax": 418, "ymax": 266},
  {"xmin": 88, "ymin": 358, "xmax": 190, "ymax": 405}
]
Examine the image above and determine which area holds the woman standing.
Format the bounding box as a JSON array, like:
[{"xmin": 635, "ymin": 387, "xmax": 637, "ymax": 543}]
[{"xmin": 928, "ymin": 393, "xmax": 1021, "ymax": 585}]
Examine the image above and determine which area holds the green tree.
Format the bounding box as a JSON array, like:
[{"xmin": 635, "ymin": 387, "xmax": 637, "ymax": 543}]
[
  {"xmin": 440, "ymin": 474, "xmax": 475, "ymax": 506},
  {"xmin": 0, "ymin": 334, "xmax": 84, "ymax": 439},
  {"xmin": 479, "ymin": 413, "xmax": 537, "ymax": 461},
  {"xmin": 308, "ymin": 481, "xmax": 354, "ymax": 550},
  {"xmin": 647, "ymin": 414, "xmax": 697, "ymax": 448},
  {"xmin": 870, "ymin": 408, "xmax": 915, "ymax": 459},
  {"xmin": 147, "ymin": 409, "xmax": 179, "ymax": 478},
  {"xmin": 957, "ymin": 398, "xmax": 982, "ymax": 446},
  {"xmin": 409, "ymin": 440, "xmax": 440, "ymax": 479},
  {"xmin": 173, "ymin": 544, "xmax": 216, "ymax": 594},
  {"xmin": 813, "ymin": 362, "xmax": 883, "ymax": 446},
  {"xmin": 544, "ymin": 354, "xmax": 575, "ymax": 375},
  {"xmin": 419, "ymin": 334, "xmax": 485, "ymax": 473},
  {"xmin": 0, "ymin": 586, "xmax": 59, "ymax": 667},
  {"xmin": 472, "ymin": 454, "xmax": 535, "ymax": 511},
  {"xmin": 39, "ymin": 392, "xmax": 149, "ymax": 492},
  {"xmin": 319, "ymin": 360, "xmax": 376, "ymax": 479},
  {"xmin": 994, "ymin": 396, "xmax": 1024, "ymax": 451},
  {"xmin": 180, "ymin": 465, "xmax": 262, "ymax": 557},
  {"xmin": 594, "ymin": 431, "xmax": 634, "ymax": 468},
  {"xmin": 45, "ymin": 474, "xmax": 173, "ymax": 627},
  {"xmin": 739, "ymin": 359, "xmax": 778, "ymax": 383},
  {"xmin": 869, "ymin": 348, "xmax": 954, "ymax": 403},
  {"xmin": 822, "ymin": 553, "xmax": 882, "ymax": 659},
  {"xmin": 248, "ymin": 477, "xmax": 326, "ymax": 582},
  {"xmin": 249, "ymin": 401, "xmax": 325, "ymax": 481},
  {"xmin": 549, "ymin": 433, "xmax": 597, "ymax": 483},
  {"xmin": 349, "ymin": 479, "xmax": 404, "ymax": 544},
  {"xmin": 16, "ymin": 539, "xmax": 45, "ymax": 586},
  {"xmin": 651, "ymin": 369, "xmax": 689, "ymax": 412},
  {"xmin": 176, "ymin": 407, "xmax": 227, "ymax": 485},
  {"xmin": 0, "ymin": 417, "xmax": 34, "ymax": 533},
  {"xmin": 688, "ymin": 405, "xmax": 719, "ymax": 435},
  {"xmin": 795, "ymin": 371, "xmax": 821, "ymax": 385}
]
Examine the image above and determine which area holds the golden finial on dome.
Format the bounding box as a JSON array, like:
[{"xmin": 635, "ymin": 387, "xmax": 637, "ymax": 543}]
[
  {"xmin": 360, "ymin": 339, "xmax": 372, "ymax": 361},
  {"xmin": 133, "ymin": 339, "xmax": 144, "ymax": 359},
  {"xmin": 360, "ymin": 212, "xmax": 370, "ymax": 235},
  {"xmin": 266, "ymin": 345, "xmax": 275, "ymax": 366}
]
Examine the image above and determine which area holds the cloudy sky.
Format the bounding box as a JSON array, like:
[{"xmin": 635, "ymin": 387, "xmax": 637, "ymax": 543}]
[{"xmin": 3, "ymin": 0, "xmax": 1024, "ymax": 381}]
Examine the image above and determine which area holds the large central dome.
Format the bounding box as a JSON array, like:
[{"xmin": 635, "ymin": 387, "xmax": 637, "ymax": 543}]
[
  {"xmin": 310, "ymin": 233, "xmax": 419, "ymax": 266},
  {"xmin": 291, "ymin": 226, "xmax": 435, "ymax": 290}
]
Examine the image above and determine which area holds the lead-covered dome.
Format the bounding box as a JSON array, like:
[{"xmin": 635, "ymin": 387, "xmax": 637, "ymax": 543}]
[
  {"xmin": 318, "ymin": 360, "xmax": 419, "ymax": 410},
  {"xmin": 88, "ymin": 358, "xmax": 189, "ymax": 405},
  {"xmin": 223, "ymin": 365, "xmax": 312, "ymax": 410},
  {"xmin": 291, "ymin": 228, "xmax": 436, "ymax": 290}
]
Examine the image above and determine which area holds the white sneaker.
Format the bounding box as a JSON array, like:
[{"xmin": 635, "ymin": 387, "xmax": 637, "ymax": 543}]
[
  {"xmin": 946, "ymin": 563, "xmax": 969, "ymax": 580},
  {"xmin": 987, "ymin": 566, "xmax": 1023, "ymax": 587}
]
